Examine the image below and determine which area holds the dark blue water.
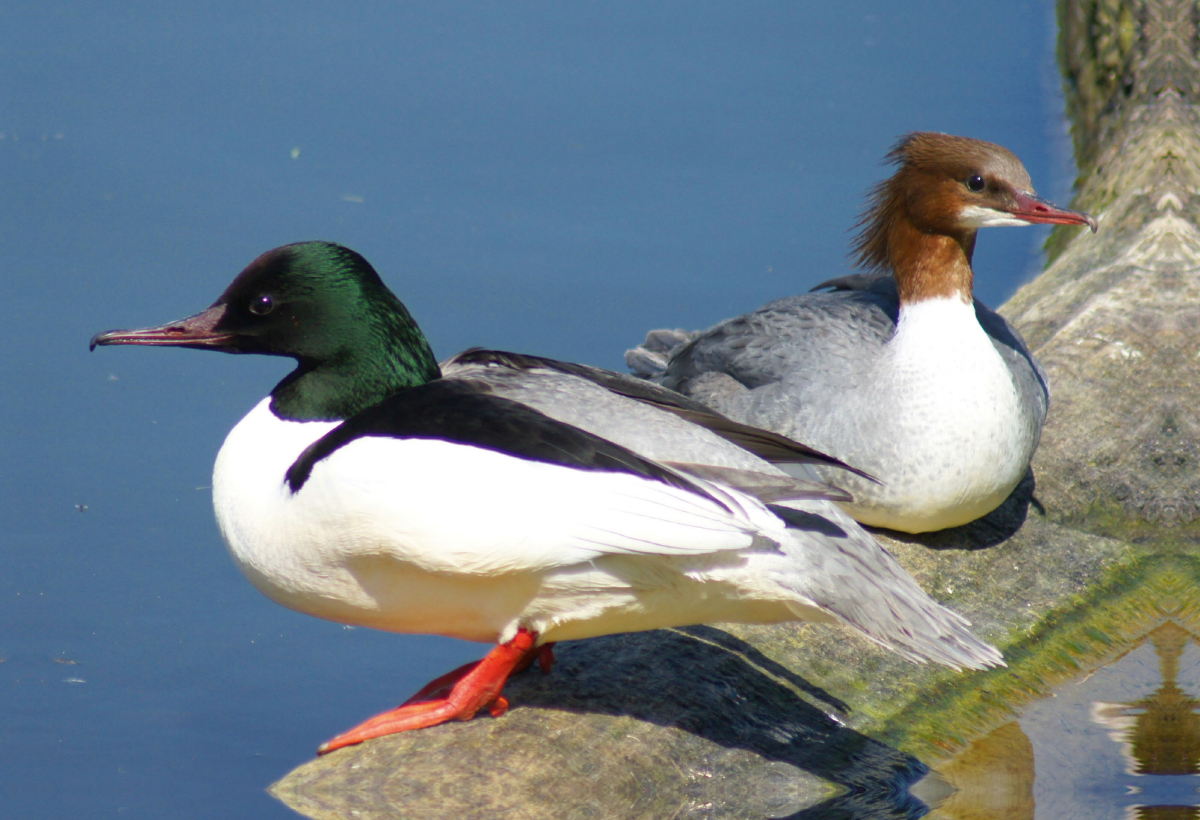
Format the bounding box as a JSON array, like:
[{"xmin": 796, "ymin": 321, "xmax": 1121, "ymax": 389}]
[{"xmin": 3, "ymin": 2, "xmax": 1067, "ymax": 817}]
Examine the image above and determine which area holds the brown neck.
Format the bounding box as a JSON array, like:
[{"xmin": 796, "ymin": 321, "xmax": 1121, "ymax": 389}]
[{"xmin": 889, "ymin": 217, "xmax": 976, "ymax": 304}]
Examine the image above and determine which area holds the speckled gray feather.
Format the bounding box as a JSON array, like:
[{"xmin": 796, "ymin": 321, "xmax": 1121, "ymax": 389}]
[{"xmin": 442, "ymin": 351, "xmax": 1002, "ymax": 669}]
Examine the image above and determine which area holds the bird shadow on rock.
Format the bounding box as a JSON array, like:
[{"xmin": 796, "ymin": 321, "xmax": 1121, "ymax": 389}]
[
  {"xmin": 506, "ymin": 625, "xmax": 932, "ymax": 819},
  {"xmin": 870, "ymin": 468, "xmax": 1039, "ymax": 551}
]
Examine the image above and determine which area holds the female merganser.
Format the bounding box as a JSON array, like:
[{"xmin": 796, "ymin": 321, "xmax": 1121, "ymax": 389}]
[
  {"xmin": 92, "ymin": 241, "xmax": 1000, "ymax": 754},
  {"xmin": 627, "ymin": 133, "xmax": 1097, "ymax": 533}
]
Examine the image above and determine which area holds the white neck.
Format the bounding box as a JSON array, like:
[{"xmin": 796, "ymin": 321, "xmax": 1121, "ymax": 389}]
[
  {"xmin": 886, "ymin": 296, "xmax": 1005, "ymax": 405},
  {"xmin": 892, "ymin": 295, "xmax": 982, "ymax": 345}
]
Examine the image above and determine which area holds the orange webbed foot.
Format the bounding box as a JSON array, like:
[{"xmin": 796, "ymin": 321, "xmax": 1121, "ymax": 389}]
[{"xmin": 318, "ymin": 628, "xmax": 545, "ymax": 754}]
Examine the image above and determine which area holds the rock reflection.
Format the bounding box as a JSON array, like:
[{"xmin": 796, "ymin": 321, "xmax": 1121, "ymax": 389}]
[
  {"xmin": 927, "ymin": 722, "xmax": 1033, "ymax": 820},
  {"xmin": 1094, "ymin": 624, "xmax": 1200, "ymax": 778},
  {"xmin": 931, "ymin": 622, "xmax": 1200, "ymax": 820},
  {"xmin": 1136, "ymin": 809, "xmax": 1200, "ymax": 820}
]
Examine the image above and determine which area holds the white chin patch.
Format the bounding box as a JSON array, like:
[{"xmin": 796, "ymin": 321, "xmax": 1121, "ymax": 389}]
[{"xmin": 958, "ymin": 205, "xmax": 1031, "ymax": 228}]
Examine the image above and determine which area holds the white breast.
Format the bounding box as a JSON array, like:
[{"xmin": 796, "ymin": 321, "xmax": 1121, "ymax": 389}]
[
  {"xmin": 211, "ymin": 399, "xmax": 344, "ymax": 615},
  {"xmin": 210, "ymin": 397, "xmax": 798, "ymax": 645},
  {"xmin": 845, "ymin": 296, "xmax": 1032, "ymax": 530}
]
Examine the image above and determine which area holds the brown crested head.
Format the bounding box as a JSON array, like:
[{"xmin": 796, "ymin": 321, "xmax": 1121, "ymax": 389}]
[{"xmin": 848, "ymin": 132, "xmax": 1096, "ymax": 302}]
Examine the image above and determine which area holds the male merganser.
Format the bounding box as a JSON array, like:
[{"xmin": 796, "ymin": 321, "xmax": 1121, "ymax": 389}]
[
  {"xmin": 92, "ymin": 241, "xmax": 1001, "ymax": 754},
  {"xmin": 627, "ymin": 133, "xmax": 1097, "ymax": 533}
]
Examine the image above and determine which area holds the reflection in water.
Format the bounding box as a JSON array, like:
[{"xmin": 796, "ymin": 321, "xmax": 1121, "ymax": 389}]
[
  {"xmin": 928, "ymin": 722, "xmax": 1034, "ymax": 820},
  {"xmin": 1094, "ymin": 624, "xmax": 1200, "ymax": 777},
  {"xmin": 1138, "ymin": 809, "xmax": 1200, "ymax": 820},
  {"xmin": 1093, "ymin": 624, "xmax": 1200, "ymax": 819},
  {"xmin": 932, "ymin": 622, "xmax": 1200, "ymax": 820}
]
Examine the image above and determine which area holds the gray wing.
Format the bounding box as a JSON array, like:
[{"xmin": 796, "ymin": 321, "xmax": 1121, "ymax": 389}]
[
  {"xmin": 973, "ymin": 300, "xmax": 1050, "ymax": 422},
  {"xmin": 772, "ymin": 498, "xmax": 1002, "ymax": 669},
  {"xmin": 663, "ymin": 289, "xmax": 897, "ymax": 392},
  {"xmin": 439, "ymin": 352, "xmax": 848, "ymax": 501},
  {"xmin": 444, "ymin": 349, "xmax": 872, "ymax": 478},
  {"xmin": 627, "ymin": 290, "xmax": 896, "ymax": 448}
]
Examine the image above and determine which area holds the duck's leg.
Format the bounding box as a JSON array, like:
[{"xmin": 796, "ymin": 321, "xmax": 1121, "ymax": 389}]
[
  {"xmin": 399, "ymin": 659, "xmax": 482, "ymax": 706},
  {"xmin": 400, "ymin": 640, "xmax": 557, "ymax": 706},
  {"xmin": 317, "ymin": 628, "xmax": 546, "ymax": 754}
]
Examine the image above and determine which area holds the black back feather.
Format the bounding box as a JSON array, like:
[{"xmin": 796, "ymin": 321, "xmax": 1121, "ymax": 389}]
[{"xmin": 285, "ymin": 378, "xmax": 731, "ymax": 510}]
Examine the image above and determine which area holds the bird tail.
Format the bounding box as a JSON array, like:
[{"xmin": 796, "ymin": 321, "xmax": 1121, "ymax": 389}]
[
  {"xmin": 773, "ymin": 502, "xmax": 1004, "ymax": 670},
  {"xmin": 624, "ymin": 328, "xmax": 697, "ymax": 381}
]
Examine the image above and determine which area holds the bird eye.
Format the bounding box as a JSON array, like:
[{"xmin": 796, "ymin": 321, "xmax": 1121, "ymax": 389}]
[
  {"xmin": 966, "ymin": 174, "xmax": 986, "ymax": 192},
  {"xmin": 249, "ymin": 294, "xmax": 274, "ymax": 315}
]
